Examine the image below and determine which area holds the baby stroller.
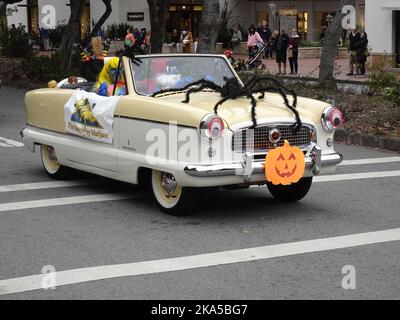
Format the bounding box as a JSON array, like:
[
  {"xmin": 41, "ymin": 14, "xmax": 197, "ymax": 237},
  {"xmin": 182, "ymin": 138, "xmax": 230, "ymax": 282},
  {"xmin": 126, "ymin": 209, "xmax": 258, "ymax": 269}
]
[{"xmin": 246, "ymin": 42, "xmax": 267, "ymax": 70}]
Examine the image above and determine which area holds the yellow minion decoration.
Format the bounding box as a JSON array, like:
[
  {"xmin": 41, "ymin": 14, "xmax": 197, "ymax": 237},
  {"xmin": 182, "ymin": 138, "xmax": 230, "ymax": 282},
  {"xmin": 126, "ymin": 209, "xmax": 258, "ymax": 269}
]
[
  {"xmin": 71, "ymin": 98, "xmax": 102, "ymax": 128},
  {"xmin": 96, "ymin": 57, "xmax": 126, "ymax": 97}
]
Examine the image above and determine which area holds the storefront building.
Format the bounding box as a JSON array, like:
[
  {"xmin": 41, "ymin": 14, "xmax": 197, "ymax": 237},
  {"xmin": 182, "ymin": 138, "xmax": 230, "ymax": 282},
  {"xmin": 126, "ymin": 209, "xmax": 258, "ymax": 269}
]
[
  {"xmin": 5, "ymin": 0, "xmax": 399, "ymax": 66},
  {"xmin": 365, "ymin": 0, "xmax": 400, "ymax": 66}
]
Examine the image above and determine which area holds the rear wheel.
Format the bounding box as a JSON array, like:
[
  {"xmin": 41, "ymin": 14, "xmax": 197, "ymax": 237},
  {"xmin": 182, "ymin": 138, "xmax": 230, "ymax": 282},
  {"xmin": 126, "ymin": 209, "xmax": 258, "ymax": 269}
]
[
  {"xmin": 40, "ymin": 145, "xmax": 71, "ymax": 179},
  {"xmin": 267, "ymin": 177, "xmax": 313, "ymax": 202},
  {"xmin": 151, "ymin": 170, "xmax": 198, "ymax": 216}
]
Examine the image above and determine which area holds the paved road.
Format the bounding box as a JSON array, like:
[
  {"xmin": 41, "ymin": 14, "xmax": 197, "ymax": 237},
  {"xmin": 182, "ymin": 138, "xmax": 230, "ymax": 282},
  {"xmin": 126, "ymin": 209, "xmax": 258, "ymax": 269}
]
[{"xmin": 0, "ymin": 86, "xmax": 399, "ymax": 300}]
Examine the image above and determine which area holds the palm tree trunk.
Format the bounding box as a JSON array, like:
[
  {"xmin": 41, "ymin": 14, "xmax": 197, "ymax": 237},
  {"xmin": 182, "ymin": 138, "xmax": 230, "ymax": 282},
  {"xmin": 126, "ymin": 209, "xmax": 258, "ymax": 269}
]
[
  {"xmin": 197, "ymin": 0, "xmax": 220, "ymax": 54},
  {"xmin": 147, "ymin": 0, "xmax": 172, "ymax": 54},
  {"xmin": 319, "ymin": 0, "xmax": 354, "ymax": 85},
  {"xmin": 60, "ymin": 0, "xmax": 84, "ymax": 70}
]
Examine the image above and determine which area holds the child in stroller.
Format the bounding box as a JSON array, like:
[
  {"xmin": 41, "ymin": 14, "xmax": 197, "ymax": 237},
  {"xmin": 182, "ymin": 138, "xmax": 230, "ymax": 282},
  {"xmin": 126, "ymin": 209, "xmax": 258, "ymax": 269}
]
[{"xmin": 246, "ymin": 42, "xmax": 267, "ymax": 70}]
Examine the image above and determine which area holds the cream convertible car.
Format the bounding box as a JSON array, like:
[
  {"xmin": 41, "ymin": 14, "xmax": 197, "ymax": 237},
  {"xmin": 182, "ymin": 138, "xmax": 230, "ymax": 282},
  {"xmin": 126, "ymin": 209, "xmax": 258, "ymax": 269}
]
[{"xmin": 22, "ymin": 54, "xmax": 343, "ymax": 215}]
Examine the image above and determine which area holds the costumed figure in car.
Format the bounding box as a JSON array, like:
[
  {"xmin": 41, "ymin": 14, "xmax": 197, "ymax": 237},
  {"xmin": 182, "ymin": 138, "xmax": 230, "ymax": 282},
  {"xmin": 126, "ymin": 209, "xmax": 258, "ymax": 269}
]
[
  {"xmin": 96, "ymin": 57, "xmax": 127, "ymax": 97},
  {"xmin": 79, "ymin": 37, "xmax": 111, "ymax": 82}
]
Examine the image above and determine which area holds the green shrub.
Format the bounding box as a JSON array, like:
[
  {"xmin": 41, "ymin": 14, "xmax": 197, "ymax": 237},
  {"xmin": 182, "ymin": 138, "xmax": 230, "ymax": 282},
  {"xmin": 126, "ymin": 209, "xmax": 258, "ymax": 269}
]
[
  {"xmin": 217, "ymin": 28, "xmax": 232, "ymax": 48},
  {"xmin": 0, "ymin": 23, "xmax": 32, "ymax": 57},
  {"xmin": 22, "ymin": 53, "xmax": 80, "ymax": 82},
  {"xmin": 367, "ymin": 60, "xmax": 400, "ymax": 106},
  {"xmin": 106, "ymin": 23, "xmax": 132, "ymax": 40}
]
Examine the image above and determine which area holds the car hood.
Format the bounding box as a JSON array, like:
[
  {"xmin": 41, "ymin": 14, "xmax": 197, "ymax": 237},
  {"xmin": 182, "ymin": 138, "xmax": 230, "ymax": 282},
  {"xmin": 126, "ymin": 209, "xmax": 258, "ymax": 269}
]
[{"xmin": 155, "ymin": 92, "xmax": 329, "ymax": 129}]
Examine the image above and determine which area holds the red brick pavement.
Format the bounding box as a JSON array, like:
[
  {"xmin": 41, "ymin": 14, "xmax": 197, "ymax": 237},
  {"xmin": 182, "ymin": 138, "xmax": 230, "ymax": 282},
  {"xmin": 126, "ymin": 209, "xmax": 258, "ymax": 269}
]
[{"xmin": 233, "ymin": 54, "xmax": 368, "ymax": 82}]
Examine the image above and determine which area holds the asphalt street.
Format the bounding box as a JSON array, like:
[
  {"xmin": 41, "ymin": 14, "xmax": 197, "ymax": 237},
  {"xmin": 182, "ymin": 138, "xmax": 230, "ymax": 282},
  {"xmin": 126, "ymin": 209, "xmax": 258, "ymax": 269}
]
[{"xmin": 0, "ymin": 86, "xmax": 399, "ymax": 300}]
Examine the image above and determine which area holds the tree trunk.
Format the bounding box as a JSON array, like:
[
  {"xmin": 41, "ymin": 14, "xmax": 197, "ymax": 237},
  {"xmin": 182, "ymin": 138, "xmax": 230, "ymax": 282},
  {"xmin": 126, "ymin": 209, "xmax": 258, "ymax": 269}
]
[
  {"xmin": 319, "ymin": 0, "xmax": 354, "ymax": 85},
  {"xmin": 60, "ymin": 0, "xmax": 84, "ymax": 70},
  {"xmin": 197, "ymin": 0, "xmax": 220, "ymax": 54},
  {"xmin": 81, "ymin": 0, "xmax": 112, "ymax": 47},
  {"xmin": 147, "ymin": 0, "xmax": 172, "ymax": 53},
  {"xmin": 0, "ymin": 2, "xmax": 7, "ymax": 34},
  {"xmin": 0, "ymin": 1, "xmax": 23, "ymax": 34}
]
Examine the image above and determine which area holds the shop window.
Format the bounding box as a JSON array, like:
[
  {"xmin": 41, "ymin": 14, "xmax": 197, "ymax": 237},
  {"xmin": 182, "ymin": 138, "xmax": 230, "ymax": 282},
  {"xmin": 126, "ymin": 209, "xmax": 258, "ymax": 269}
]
[
  {"xmin": 81, "ymin": 1, "xmax": 91, "ymax": 39},
  {"xmin": 297, "ymin": 12, "xmax": 308, "ymax": 39},
  {"xmin": 358, "ymin": 5, "xmax": 365, "ymax": 32},
  {"xmin": 27, "ymin": 0, "xmax": 38, "ymax": 34}
]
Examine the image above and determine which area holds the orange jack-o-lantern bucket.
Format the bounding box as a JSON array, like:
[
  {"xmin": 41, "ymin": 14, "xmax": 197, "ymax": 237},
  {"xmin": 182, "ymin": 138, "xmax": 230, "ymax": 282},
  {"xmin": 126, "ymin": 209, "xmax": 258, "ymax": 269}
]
[{"xmin": 265, "ymin": 140, "xmax": 305, "ymax": 186}]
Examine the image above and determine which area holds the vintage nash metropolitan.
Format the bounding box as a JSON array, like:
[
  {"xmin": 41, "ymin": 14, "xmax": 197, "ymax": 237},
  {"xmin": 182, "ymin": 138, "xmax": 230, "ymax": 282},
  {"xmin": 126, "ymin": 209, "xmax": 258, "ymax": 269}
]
[{"xmin": 22, "ymin": 54, "xmax": 343, "ymax": 215}]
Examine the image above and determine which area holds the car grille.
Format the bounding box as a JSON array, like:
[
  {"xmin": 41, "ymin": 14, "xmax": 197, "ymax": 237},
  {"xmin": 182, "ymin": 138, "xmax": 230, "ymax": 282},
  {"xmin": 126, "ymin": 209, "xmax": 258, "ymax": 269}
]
[{"xmin": 232, "ymin": 125, "xmax": 312, "ymax": 154}]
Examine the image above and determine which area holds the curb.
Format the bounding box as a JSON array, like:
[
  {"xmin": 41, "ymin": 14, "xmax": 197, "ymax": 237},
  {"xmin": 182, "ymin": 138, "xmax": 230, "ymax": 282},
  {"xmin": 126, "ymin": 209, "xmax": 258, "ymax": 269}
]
[{"xmin": 334, "ymin": 129, "xmax": 400, "ymax": 153}]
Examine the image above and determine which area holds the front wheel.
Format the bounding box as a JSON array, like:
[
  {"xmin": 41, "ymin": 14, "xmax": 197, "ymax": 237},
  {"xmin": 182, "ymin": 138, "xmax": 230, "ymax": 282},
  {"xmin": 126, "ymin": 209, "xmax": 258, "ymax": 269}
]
[
  {"xmin": 267, "ymin": 177, "xmax": 313, "ymax": 202},
  {"xmin": 40, "ymin": 145, "xmax": 71, "ymax": 179},
  {"xmin": 151, "ymin": 170, "xmax": 198, "ymax": 216}
]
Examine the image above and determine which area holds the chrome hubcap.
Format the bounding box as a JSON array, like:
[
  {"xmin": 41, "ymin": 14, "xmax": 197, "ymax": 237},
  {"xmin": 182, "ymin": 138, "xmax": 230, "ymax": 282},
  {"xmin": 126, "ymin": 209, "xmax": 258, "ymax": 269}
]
[
  {"xmin": 161, "ymin": 172, "xmax": 177, "ymax": 195},
  {"xmin": 47, "ymin": 146, "xmax": 57, "ymax": 161}
]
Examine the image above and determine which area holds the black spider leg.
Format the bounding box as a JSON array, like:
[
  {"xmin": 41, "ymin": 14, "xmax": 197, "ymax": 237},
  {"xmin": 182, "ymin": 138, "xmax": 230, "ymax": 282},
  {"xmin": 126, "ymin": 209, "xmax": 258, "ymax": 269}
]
[
  {"xmin": 152, "ymin": 79, "xmax": 220, "ymax": 98},
  {"xmin": 250, "ymin": 86, "xmax": 302, "ymax": 134},
  {"xmin": 213, "ymin": 89, "xmax": 242, "ymax": 115},
  {"xmin": 182, "ymin": 81, "xmax": 223, "ymax": 104},
  {"xmin": 246, "ymin": 92, "xmax": 258, "ymax": 128},
  {"xmin": 243, "ymin": 76, "xmax": 302, "ymax": 133}
]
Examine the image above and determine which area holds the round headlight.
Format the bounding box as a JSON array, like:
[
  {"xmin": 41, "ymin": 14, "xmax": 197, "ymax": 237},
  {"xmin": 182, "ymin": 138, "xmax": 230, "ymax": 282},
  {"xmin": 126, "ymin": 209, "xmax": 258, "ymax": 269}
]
[
  {"xmin": 200, "ymin": 114, "xmax": 225, "ymax": 140},
  {"xmin": 321, "ymin": 106, "xmax": 343, "ymax": 132}
]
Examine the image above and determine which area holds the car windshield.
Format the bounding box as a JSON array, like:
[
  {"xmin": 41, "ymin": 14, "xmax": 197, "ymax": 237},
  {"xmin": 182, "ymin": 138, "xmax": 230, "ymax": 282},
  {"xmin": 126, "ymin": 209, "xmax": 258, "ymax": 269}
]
[{"xmin": 131, "ymin": 55, "xmax": 236, "ymax": 96}]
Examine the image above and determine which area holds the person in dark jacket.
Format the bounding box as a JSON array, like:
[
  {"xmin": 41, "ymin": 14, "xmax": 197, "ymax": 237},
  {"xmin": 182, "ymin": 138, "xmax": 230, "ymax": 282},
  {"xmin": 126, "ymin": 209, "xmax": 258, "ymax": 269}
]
[
  {"xmin": 275, "ymin": 29, "xmax": 289, "ymax": 75},
  {"xmin": 347, "ymin": 26, "xmax": 360, "ymax": 76},
  {"xmin": 257, "ymin": 20, "xmax": 272, "ymax": 59},
  {"xmin": 355, "ymin": 32, "xmax": 368, "ymax": 76},
  {"xmin": 288, "ymin": 28, "xmax": 300, "ymax": 74}
]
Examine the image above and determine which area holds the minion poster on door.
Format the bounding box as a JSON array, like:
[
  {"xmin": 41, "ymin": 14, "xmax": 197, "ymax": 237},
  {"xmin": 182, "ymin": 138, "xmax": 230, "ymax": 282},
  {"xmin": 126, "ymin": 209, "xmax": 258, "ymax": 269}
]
[{"xmin": 64, "ymin": 91, "xmax": 120, "ymax": 144}]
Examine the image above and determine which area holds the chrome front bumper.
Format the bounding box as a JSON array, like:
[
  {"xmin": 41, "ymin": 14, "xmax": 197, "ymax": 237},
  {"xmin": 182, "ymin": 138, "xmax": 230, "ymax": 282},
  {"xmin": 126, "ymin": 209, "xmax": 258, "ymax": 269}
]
[{"xmin": 184, "ymin": 144, "xmax": 343, "ymax": 182}]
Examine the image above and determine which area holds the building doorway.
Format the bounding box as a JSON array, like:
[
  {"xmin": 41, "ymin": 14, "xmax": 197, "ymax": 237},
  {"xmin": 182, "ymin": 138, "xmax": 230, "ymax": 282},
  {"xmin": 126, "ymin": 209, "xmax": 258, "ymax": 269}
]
[
  {"xmin": 166, "ymin": 3, "xmax": 203, "ymax": 41},
  {"xmin": 395, "ymin": 11, "xmax": 400, "ymax": 66}
]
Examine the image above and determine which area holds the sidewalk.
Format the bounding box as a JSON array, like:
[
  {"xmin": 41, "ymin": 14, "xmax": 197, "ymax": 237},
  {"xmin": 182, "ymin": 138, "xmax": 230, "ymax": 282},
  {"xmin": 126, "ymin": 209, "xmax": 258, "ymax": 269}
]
[{"xmin": 233, "ymin": 54, "xmax": 368, "ymax": 82}]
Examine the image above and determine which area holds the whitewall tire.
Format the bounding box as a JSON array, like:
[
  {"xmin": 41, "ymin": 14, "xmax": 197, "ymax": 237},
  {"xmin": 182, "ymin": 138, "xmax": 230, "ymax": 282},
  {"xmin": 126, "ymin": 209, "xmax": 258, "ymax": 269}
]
[
  {"xmin": 151, "ymin": 169, "xmax": 198, "ymax": 216},
  {"xmin": 40, "ymin": 145, "xmax": 71, "ymax": 179}
]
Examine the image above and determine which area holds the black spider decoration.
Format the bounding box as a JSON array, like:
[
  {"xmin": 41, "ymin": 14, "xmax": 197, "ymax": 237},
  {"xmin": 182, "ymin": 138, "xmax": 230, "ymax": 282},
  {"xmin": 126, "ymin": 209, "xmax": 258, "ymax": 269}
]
[{"xmin": 152, "ymin": 75, "xmax": 302, "ymax": 133}]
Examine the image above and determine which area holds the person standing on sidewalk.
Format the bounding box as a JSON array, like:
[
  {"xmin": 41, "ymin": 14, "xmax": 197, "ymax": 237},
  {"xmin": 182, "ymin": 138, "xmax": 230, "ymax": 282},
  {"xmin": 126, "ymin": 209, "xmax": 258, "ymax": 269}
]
[
  {"xmin": 257, "ymin": 20, "xmax": 272, "ymax": 59},
  {"xmin": 288, "ymin": 28, "xmax": 300, "ymax": 75},
  {"xmin": 230, "ymin": 26, "xmax": 242, "ymax": 51},
  {"xmin": 347, "ymin": 26, "xmax": 360, "ymax": 76},
  {"xmin": 275, "ymin": 29, "xmax": 289, "ymax": 75},
  {"xmin": 355, "ymin": 32, "xmax": 369, "ymax": 76},
  {"xmin": 40, "ymin": 28, "xmax": 50, "ymax": 51},
  {"xmin": 247, "ymin": 24, "xmax": 264, "ymax": 58}
]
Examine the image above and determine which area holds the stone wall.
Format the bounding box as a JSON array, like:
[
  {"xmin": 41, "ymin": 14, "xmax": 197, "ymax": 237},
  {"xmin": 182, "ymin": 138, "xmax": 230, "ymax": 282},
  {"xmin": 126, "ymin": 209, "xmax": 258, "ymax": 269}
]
[{"xmin": 216, "ymin": 42, "xmax": 349, "ymax": 59}]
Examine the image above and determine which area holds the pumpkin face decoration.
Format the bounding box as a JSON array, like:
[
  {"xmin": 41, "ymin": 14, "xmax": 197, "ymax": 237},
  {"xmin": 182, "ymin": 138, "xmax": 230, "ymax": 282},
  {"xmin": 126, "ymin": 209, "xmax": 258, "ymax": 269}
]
[{"xmin": 265, "ymin": 140, "xmax": 305, "ymax": 185}]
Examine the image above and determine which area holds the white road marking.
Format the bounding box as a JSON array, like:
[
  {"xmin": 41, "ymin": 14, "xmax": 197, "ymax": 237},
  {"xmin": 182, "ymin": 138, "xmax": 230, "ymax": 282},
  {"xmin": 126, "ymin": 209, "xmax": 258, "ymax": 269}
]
[
  {"xmin": 0, "ymin": 142, "xmax": 13, "ymax": 148},
  {"xmin": 0, "ymin": 227, "xmax": 399, "ymax": 296},
  {"xmin": 0, "ymin": 137, "xmax": 24, "ymax": 148},
  {"xmin": 314, "ymin": 170, "xmax": 400, "ymax": 183},
  {"xmin": 0, "ymin": 180, "xmax": 101, "ymax": 193},
  {"xmin": 339, "ymin": 157, "xmax": 400, "ymax": 166},
  {"xmin": 0, "ymin": 170, "xmax": 399, "ymax": 213},
  {"xmin": 0, "ymin": 193, "xmax": 137, "ymax": 213}
]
